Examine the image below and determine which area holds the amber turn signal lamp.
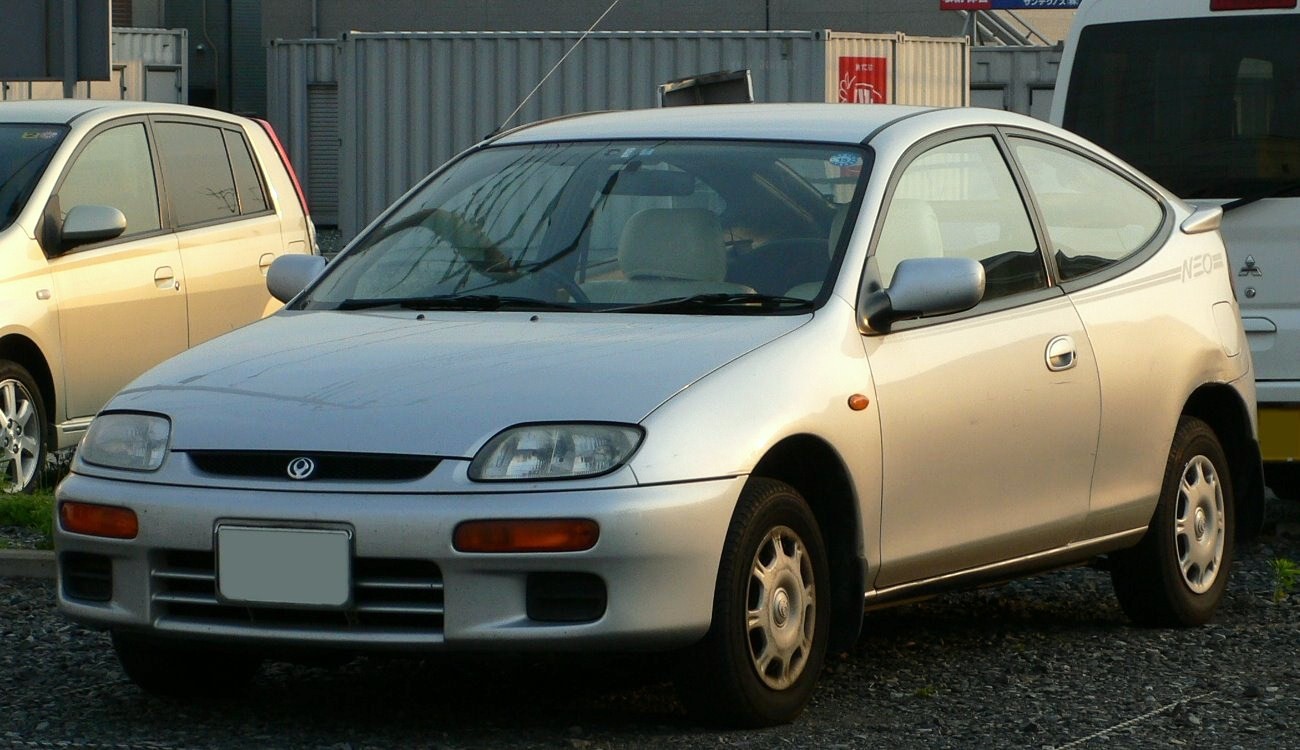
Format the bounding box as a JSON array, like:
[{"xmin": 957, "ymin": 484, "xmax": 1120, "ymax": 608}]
[
  {"xmin": 454, "ymin": 519, "xmax": 599, "ymax": 553},
  {"xmin": 59, "ymin": 501, "xmax": 139, "ymax": 539},
  {"xmin": 848, "ymin": 393, "xmax": 870, "ymax": 411}
]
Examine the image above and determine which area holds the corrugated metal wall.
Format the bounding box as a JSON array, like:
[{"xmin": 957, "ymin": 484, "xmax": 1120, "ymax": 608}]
[
  {"xmin": 892, "ymin": 36, "xmax": 969, "ymax": 107},
  {"xmin": 268, "ymin": 30, "xmax": 968, "ymax": 236},
  {"xmin": 1, "ymin": 28, "xmax": 188, "ymax": 103},
  {"xmin": 267, "ymin": 39, "xmax": 342, "ymax": 224},
  {"xmin": 970, "ymin": 46, "xmax": 1061, "ymax": 120}
]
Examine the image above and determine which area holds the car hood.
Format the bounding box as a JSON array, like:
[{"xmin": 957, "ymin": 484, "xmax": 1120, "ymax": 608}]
[{"xmin": 107, "ymin": 310, "xmax": 809, "ymax": 456}]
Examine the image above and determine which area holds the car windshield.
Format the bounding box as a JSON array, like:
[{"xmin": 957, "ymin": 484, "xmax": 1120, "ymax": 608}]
[
  {"xmin": 299, "ymin": 139, "xmax": 870, "ymax": 314},
  {"xmin": 0, "ymin": 124, "xmax": 67, "ymax": 232}
]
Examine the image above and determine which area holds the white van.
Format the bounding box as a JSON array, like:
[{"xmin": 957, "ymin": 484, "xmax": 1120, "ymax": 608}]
[{"xmin": 1052, "ymin": 0, "xmax": 1300, "ymax": 498}]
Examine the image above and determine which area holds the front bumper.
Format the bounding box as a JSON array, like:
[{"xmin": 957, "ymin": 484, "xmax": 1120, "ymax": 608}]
[{"xmin": 54, "ymin": 472, "xmax": 742, "ymax": 651}]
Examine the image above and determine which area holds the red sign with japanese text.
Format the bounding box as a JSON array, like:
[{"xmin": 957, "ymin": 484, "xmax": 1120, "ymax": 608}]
[
  {"xmin": 838, "ymin": 56, "xmax": 888, "ymax": 104},
  {"xmin": 939, "ymin": 0, "xmax": 992, "ymax": 9}
]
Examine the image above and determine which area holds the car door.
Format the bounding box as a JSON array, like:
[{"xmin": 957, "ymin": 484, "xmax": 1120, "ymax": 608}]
[
  {"xmin": 153, "ymin": 119, "xmax": 285, "ymax": 345},
  {"xmin": 863, "ymin": 132, "xmax": 1102, "ymax": 588},
  {"xmin": 47, "ymin": 120, "xmax": 186, "ymax": 422}
]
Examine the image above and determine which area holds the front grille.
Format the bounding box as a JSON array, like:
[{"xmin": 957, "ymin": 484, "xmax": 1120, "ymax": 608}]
[
  {"xmin": 186, "ymin": 451, "xmax": 440, "ymax": 481},
  {"xmin": 151, "ymin": 550, "xmax": 444, "ymax": 635}
]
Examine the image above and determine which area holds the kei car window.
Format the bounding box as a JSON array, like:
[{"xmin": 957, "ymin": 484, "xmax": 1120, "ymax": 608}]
[
  {"xmin": 1009, "ymin": 137, "xmax": 1164, "ymax": 281},
  {"xmin": 58, "ymin": 123, "xmax": 161, "ymax": 238},
  {"xmin": 222, "ymin": 130, "xmax": 269, "ymax": 215},
  {"xmin": 876, "ymin": 137, "xmax": 1046, "ymax": 300},
  {"xmin": 301, "ymin": 140, "xmax": 869, "ymax": 313},
  {"xmin": 0, "ymin": 124, "xmax": 67, "ymax": 232},
  {"xmin": 154, "ymin": 121, "xmax": 240, "ymax": 227}
]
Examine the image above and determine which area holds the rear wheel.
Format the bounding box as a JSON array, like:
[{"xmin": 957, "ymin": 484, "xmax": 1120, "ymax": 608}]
[
  {"xmin": 1111, "ymin": 416, "xmax": 1234, "ymax": 626},
  {"xmin": 0, "ymin": 360, "xmax": 47, "ymax": 494},
  {"xmin": 676, "ymin": 478, "xmax": 829, "ymax": 727},
  {"xmin": 112, "ymin": 631, "xmax": 262, "ymax": 697}
]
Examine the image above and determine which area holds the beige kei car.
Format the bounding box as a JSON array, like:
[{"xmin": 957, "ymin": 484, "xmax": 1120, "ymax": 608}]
[
  {"xmin": 56, "ymin": 104, "xmax": 1262, "ymax": 726},
  {"xmin": 0, "ymin": 100, "xmax": 316, "ymax": 492}
]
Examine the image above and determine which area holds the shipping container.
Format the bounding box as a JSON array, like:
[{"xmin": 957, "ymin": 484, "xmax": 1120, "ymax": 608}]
[
  {"xmin": 970, "ymin": 45, "xmax": 1061, "ymax": 120},
  {"xmin": 0, "ymin": 28, "xmax": 188, "ymax": 103},
  {"xmin": 269, "ymin": 30, "xmax": 967, "ymax": 237},
  {"xmin": 267, "ymin": 39, "xmax": 343, "ymax": 224}
]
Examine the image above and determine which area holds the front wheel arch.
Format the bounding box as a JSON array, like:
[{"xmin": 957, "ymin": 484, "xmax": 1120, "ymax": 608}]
[{"xmin": 751, "ymin": 436, "xmax": 866, "ymax": 653}]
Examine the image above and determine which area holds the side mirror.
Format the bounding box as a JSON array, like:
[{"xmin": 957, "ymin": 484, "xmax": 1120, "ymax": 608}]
[
  {"xmin": 859, "ymin": 257, "xmax": 986, "ymax": 333},
  {"xmin": 60, "ymin": 205, "xmax": 127, "ymax": 252},
  {"xmin": 267, "ymin": 254, "xmax": 327, "ymax": 303}
]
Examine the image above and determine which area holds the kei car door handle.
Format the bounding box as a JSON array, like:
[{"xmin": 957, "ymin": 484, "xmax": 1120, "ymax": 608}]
[
  {"xmin": 154, "ymin": 266, "xmax": 180, "ymax": 291},
  {"xmin": 1045, "ymin": 335, "xmax": 1076, "ymax": 372},
  {"xmin": 259, "ymin": 253, "xmax": 275, "ymax": 274}
]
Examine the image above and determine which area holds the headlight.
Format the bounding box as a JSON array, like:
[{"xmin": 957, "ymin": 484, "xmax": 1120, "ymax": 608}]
[
  {"xmin": 79, "ymin": 413, "xmax": 171, "ymax": 472},
  {"xmin": 469, "ymin": 423, "xmax": 642, "ymax": 481}
]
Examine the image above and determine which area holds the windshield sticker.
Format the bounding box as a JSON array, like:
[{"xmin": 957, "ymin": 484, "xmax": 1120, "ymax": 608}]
[
  {"xmin": 21, "ymin": 130, "xmax": 61, "ymax": 140},
  {"xmin": 829, "ymin": 153, "xmax": 862, "ymax": 168}
]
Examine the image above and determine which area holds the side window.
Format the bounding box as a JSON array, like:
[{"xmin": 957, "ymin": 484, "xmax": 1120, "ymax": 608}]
[
  {"xmin": 875, "ymin": 137, "xmax": 1046, "ymax": 300},
  {"xmin": 154, "ymin": 122, "xmax": 239, "ymax": 227},
  {"xmin": 58, "ymin": 123, "xmax": 161, "ymax": 238},
  {"xmin": 222, "ymin": 130, "xmax": 269, "ymax": 214},
  {"xmin": 1009, "ymin": 138, "xmax": 1164, "ymax": 281}
]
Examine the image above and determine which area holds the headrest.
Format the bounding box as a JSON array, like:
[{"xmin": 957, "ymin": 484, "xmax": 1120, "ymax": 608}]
[{"xmin": 618, "ymin": 208, "xmax": 727, "ymax": 282}]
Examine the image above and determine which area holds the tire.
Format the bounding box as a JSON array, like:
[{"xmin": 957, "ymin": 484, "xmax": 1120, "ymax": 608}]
[
  {"xmin": 0, "ymin": 360, "xmax": 47, "ymax": 494},
  {"xmin": 1111, "ymin": 416, "xmax": 1234, "ymax": 627},
  {"xmin": 676, "ymin": 478, "xmax": 830, "ymax": 727},
  {"xmin": 112, "ymin": 631, "xmax": 262, "ymax": 697}
]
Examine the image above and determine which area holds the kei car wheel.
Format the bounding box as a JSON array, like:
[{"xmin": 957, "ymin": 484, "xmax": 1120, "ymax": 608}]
[
  {"xmin": 676, "ymin": 477, "xmax": 829, "ymax": 727},
  {"xmin": 1111, "ymin": 416, "xmax": 1234, "ymax": 627},
  {"xmin": 112, "ymin": 631, "xmax": 262, "ymax": 696},
  {"xmin": 0, "ymin": 361, "xmax": 47, "ymax": 494}
]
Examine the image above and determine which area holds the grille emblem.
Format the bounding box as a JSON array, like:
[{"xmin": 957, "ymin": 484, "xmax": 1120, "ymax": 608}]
[{"xmin": 286, "ymin": 457, "xmax": 317, "ymax": 480}]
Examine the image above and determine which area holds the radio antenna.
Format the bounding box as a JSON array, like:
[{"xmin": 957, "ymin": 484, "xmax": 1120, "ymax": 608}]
[{"xmin": 492, "ymin": 0, "xmax": 624, "ymax": 137}]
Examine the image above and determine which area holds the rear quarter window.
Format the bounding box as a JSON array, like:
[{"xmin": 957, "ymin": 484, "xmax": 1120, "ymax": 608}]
[{"xmin": 1009, "ymin": 137, "xmax": 1163, "ymax": 281}]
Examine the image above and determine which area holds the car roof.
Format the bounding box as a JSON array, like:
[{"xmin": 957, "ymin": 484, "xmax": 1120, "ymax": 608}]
[
  {"xmin": 0, "ymin": 99, "xmax": 249, "ymax": 127},
  {"xmin": 493, "ymin": 103, "xmax": 943, "ymax": 146},
  {"xmin": 491, "ymin": 103, "xmax": 1069, "ymax": 147}
]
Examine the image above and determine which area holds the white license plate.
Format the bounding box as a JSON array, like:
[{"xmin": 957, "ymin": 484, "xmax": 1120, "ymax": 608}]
[{"xmin": 216, "ymin": 525, "xmax": 351, "ymax": 607}]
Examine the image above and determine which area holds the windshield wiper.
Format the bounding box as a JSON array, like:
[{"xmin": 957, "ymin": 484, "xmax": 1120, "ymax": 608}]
[
  {"xmin": 337, "ymin": 294, "xmax": 579, "ymax": 311},
  {"xmin": 1221, "ymin": 179, "xmax": 1300, "ymax": 213},
  {"xmin": 608, "ymin": 293, "xmax": 815, "ymax": 314}
]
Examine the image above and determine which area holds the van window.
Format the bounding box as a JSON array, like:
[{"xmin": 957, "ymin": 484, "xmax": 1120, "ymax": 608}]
[
  {"xmin": 155, "ymin": 122, "xmax": 240, "ymax": 227},
  {"xmin": 59, "ymin": 124, "xmax": 161, "ymax": 238},
  {"xmin": 1009, "ymin": 138, "xmax": 1163, "ymax": 281},
  {"xmin": 1062, "ymin": 15, "xmax": 1300, "ymax": 198}
]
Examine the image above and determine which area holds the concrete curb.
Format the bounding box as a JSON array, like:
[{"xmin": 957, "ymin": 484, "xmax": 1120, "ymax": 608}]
[{"xmin": 0, "ymin": 549, "xmax": 56, "ymax": 579}]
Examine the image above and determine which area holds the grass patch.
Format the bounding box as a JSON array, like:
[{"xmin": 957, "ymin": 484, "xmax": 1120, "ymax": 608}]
[{"xmin": 0, "ymin": 490, "xmax": 55, "ymax": 548}]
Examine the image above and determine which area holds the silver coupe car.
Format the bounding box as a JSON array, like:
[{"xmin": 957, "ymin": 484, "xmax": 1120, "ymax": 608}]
[{"xmin": 55, "ymin": 104, "xmax": 1263, "ymax": 726}]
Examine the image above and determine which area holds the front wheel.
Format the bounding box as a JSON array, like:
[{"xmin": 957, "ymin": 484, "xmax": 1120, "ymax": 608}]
[
  {"xmin": 676, "ymin": 478, "xmax": 829, "ymax": 727},
  {"xmin": 1111, "ymin": 416, "xmax": 1234, "ymax": 626},
  {"xmin": 0, "ymin": 360, "xmax": 47, "ymax": 494}
]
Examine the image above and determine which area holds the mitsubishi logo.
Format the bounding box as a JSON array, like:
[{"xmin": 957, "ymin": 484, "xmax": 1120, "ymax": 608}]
[
  {"xmin": 1239, "ymin": 255, "xmax": 1263, "ymax": 277},
  {"xmin": 286, "ymin": 456, "xmax": 317, "ymax": 480}
]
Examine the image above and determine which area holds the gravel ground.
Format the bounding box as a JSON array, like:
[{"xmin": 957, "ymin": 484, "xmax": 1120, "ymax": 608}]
[{"xmin": 2, "ymin": 501, "xmax": 1297, "ymax": 750}]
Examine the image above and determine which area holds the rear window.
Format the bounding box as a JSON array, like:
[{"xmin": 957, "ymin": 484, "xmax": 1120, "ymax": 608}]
[
  {"xmin": 0, "ymin": 124, "xmax": 67, "ymax": 231},
  {"xmin": 1063, "ymin": 15, "xmax": 1300, "ymax": 199}
]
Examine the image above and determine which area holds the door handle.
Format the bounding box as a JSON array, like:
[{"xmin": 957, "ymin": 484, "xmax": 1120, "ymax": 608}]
[
  {"xmin": 259, "ymin": 253, "xmax": 275, "ymax": 274},
  {"xmin": 154, "ymin": 266, "xmax": 180, "ymax": 291},
  {"xmin": 1046, "ymin": 335, "xmax": 1076, "ymax": 372}
]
